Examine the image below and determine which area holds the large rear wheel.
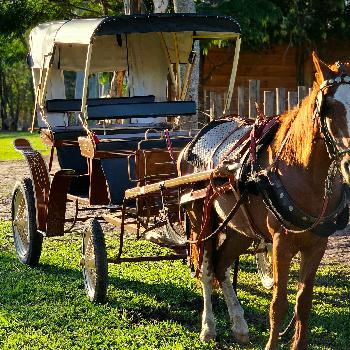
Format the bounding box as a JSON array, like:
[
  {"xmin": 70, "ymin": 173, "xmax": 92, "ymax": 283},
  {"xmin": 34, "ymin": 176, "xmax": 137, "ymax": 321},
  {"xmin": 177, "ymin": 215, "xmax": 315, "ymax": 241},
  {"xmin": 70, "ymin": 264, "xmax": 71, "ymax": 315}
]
[
  {"xmin": 81, "ymin": 218, "xmax": 108, "ymax": 302},
  {"xmin": 255, "ymin": 240, "xmax": 274, "ymax": 289},
  {"xmin": 11, "ymin": 177, "xmax": 43, "ymax": 266}
]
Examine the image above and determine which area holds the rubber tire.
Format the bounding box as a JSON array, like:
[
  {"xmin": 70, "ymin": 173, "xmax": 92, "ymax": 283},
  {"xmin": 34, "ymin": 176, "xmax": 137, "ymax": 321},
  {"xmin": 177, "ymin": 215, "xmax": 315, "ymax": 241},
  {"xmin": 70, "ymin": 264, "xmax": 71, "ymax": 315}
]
[
  {"xmin": 11, "ymin": 177, "xmax": 43, "ymax": 266},
  {"xmin": 82, "ymin": 218, "xmax": 108, "ymax": 303},
  {"xmin": 255, "ymin": 242, "xmax": 274, "ymax": 290}
]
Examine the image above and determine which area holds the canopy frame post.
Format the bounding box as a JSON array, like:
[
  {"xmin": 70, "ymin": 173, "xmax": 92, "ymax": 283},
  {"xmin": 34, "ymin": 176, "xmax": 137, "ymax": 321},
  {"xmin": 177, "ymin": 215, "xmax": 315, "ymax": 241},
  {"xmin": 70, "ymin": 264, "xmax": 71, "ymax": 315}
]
[
  {"xmin": 81, "ymin": 42, "xmax": 93, "ymax": 116},
  {"xmin": 35, "ymin": 55, "xmax": 53, "ymax": 131},
  {"xmin": 181, "ymin": 51, "xmax": 196, "ymax": 101},
  {"xmin": 158, "ymin": 32, "xmax": 178, "ymax": 98},
  {"xmin": 223, "ymin": 36, "xmax": 241, "ymax": 115},
  {"xmin": 172, "ymin": 33, "xmax": 181, "ymax": 98}
]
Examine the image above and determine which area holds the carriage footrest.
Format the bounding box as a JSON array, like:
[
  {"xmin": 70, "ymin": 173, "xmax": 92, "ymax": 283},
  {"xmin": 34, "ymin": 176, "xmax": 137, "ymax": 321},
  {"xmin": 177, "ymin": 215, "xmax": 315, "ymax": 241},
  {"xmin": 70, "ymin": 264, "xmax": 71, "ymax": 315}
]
[{"xmin": 108, "ymin": 254, "xmax": 187, "ymax": 264}]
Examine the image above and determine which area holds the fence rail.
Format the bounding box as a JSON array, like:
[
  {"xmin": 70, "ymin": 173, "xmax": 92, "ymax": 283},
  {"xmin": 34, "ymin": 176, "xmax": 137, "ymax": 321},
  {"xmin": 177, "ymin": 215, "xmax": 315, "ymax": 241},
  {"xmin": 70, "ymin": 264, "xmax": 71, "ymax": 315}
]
[{"xmin": 203, "ymin": 80, "xmax": 310, "ymax": 120}]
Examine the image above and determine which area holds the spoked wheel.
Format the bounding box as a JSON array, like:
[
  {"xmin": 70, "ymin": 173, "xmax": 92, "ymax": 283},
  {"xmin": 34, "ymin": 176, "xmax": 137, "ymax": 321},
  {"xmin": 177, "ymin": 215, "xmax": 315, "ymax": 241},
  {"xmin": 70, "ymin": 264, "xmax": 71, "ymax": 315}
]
[
  {"xmin": 255, "ymin": 240, "xmax": 274, "ymax": 289},
  {"xmin": 81, "ymin": 218, "xmax": 108, "ymax": 303},
  {"xmin": 11, "ymin": 177, "xmax": 43, "ymax": 266}
]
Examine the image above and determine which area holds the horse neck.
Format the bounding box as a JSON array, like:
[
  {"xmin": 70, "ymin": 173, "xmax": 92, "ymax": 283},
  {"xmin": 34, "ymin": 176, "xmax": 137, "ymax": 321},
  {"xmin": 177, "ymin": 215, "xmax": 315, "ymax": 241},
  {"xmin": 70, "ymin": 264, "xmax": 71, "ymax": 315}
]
[
  {"xmin": 269, "ymin": 106, "xmax": 333, "ymax": 193},
  {"xmin": 305, "ymin": 138, "xmax": 332, "ymax": 189}
]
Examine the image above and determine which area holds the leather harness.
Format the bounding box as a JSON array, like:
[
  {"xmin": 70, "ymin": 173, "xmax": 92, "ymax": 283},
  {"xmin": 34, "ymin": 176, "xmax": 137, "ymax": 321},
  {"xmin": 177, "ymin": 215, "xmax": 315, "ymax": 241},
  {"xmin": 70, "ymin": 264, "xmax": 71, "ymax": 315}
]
[{"xmin": 188, "ymin": 73, "xmax": 350, "ymax": 275}]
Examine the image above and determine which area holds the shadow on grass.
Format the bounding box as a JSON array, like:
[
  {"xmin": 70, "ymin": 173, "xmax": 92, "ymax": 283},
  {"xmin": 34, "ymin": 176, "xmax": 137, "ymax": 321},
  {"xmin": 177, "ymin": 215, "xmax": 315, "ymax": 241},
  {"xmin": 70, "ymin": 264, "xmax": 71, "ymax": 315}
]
[{"xmin": 1, "ymin": 250, "xmax": 349, "ymax": 349}]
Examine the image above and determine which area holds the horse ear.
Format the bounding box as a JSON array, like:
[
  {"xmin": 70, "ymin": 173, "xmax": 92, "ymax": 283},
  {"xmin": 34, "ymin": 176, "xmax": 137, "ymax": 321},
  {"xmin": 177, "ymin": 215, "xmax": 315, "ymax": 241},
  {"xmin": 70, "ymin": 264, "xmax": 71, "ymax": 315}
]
[{"xmin": 312, "ymin": 51, "xmax": 334, "ymax": 84}]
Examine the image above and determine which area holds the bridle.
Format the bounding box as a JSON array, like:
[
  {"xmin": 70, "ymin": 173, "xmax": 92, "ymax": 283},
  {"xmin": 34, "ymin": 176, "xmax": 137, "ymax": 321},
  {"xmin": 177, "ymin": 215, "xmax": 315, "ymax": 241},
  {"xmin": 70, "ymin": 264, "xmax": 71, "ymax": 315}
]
[{"xmin": 313, "ymin": 73, "xmax": 350, "ymax": 160}]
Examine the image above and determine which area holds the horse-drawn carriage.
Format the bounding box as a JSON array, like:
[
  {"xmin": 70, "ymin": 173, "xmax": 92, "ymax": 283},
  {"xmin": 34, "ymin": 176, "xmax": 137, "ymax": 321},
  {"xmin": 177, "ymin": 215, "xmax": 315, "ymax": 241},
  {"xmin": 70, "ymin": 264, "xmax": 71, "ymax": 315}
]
[
  {"xmin": 10, "ymin": 12, "xmax": 350, "ymax": 349},
  {"xmin": 11, "ymin": 13, "xmax": 272, "ymax": 302}
]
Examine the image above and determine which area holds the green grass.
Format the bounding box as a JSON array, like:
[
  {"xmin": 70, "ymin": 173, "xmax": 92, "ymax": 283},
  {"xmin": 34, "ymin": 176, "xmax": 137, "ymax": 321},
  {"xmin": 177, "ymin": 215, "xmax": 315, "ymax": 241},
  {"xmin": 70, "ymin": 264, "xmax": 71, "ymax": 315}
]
[
  {"xmin": 0, "ymin": 132, "xmax": 50, "ymax": 161},
  {"xmin": 0, "ymin": 220, "xmax": 349, "ymax": 349}
]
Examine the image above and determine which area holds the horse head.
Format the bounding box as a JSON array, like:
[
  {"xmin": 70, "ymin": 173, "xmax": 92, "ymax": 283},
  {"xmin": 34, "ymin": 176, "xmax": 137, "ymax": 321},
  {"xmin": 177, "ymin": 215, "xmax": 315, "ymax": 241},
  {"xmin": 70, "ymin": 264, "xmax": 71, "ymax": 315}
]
[{"xmin": 313, "ymin": 52, "xmax": 350, "ymax": 183}]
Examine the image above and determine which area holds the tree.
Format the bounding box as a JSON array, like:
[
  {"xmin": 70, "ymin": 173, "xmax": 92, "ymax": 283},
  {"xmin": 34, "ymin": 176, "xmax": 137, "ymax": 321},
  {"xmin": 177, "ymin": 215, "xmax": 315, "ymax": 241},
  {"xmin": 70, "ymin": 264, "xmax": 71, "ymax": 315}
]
[
  {"xmin": 0, "ymin": 0, "xmax": 125, "ymax": 130},
  {"xmin": 198, "ymin": 0, "xmax": 350, "ymax": 85}
]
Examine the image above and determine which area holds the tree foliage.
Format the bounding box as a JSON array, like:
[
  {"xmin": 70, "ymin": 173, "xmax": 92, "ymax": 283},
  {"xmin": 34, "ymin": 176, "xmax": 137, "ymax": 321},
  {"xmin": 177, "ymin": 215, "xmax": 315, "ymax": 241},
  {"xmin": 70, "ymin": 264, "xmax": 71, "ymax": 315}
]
[
  {"xmin": 197, "ymin": 0, "xmax": 350, "ymax": 50},
  {"xmin": 0, "ymin": 0, "xmax": 125, "ymax": 130}
]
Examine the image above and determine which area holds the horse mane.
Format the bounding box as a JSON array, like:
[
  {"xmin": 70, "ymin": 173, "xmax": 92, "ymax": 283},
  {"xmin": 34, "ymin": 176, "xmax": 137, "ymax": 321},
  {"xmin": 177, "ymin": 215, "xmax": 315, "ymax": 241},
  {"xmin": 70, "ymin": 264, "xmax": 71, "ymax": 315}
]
[{"xmin": 273, "ymin": 83, "xmax": 319, "ymax": 168}]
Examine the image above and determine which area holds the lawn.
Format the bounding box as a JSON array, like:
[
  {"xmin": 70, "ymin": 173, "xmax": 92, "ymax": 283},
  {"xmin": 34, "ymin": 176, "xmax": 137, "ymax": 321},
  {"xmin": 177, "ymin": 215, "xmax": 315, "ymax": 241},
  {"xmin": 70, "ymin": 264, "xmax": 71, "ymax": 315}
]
[
  {"xmin": 0, "ymin": 220, "xmax": 349, "ymax": 349},
  {"xmin": 0, "ymin": 131, "xmax": 49, "ymax": 161}
]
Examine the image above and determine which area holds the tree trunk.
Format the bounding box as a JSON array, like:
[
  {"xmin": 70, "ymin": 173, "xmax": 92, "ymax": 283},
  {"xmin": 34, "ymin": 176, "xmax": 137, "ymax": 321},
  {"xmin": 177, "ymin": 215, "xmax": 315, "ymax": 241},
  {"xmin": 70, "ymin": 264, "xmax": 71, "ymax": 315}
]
[
  {"xmin": 173, "ymin": 0, "xmax": 199, "ymax": 130},
  {"xmin": 0, "ymin": 68, "xmax": 9, "ymax": 130},
  {"xmin": 153, "ymin": 0, "xmax": 168, "ymax": 13},
  {"xmin": 124, "ymin": 0, "xmax": 142, "ymax": 14},
  {"xmin": 173, "ymin": 0, "xmax": 195, "ymax": 13},
  {"xmin": 99, "ymin": 0, "xmax": 110, "ymax": 15}
]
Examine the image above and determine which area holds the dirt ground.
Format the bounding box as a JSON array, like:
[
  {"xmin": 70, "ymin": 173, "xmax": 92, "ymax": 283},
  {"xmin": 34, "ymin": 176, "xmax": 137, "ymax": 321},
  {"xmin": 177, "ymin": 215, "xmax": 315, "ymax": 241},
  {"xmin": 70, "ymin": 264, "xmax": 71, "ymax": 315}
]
[{"xmin": 1, "ymin": 158, "xmax": 349, "ymax": 266}]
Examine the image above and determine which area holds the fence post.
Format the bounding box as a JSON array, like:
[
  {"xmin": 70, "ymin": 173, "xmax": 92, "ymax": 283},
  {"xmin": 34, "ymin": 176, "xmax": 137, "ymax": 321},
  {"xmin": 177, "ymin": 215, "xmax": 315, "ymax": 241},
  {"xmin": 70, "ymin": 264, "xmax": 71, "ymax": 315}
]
[
  {"xmin": 298, "ymin": 86, "xmax": 307, "ymax": 104},
  {"xmin": 276, "ymin": 87, "xmax": 286, "ymax": 115},
  {"xmin": 288, "ymin": 91, "xmax": 298, "ymax": 110},
  {"xmin": 238, "ymin": 86, "xmax": 245, "ymax": 116},
  {"xmin": 249, "ymin": 80, "xmax": 260, "ymax": 118},
  {"xmin": 209, "ymin": 91, "xmax": 223, "ymax": 120},
  {"xmin": 264, "ymin": 91, "xmax": 275, "ymax": 116}
]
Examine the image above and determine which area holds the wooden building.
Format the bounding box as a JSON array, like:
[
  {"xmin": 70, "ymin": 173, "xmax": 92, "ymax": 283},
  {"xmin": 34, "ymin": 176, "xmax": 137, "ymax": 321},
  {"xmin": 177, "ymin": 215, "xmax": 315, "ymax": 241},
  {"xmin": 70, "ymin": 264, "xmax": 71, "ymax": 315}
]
[{"xmin": 201, "ymin": 42, "xmax": 350, "ymax": 115}]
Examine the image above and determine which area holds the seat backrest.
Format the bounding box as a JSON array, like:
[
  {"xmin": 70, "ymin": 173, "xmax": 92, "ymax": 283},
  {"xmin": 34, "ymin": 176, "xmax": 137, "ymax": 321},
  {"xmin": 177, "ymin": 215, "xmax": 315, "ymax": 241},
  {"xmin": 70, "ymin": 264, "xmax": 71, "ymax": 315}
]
[
  {"xmin": 135, "ymin": 137, "xmax": 191, "ymax": 218},
  {"xmin": 86, "ymin": 101, "xmax": 196, "ymax": 120},
  {"xmin": 136, "ymin": 137, "xmax": 192, "ymax": 186},
  {"xmin": 46, "ymin": 95, "xmax": 156, "ymax": 112}
]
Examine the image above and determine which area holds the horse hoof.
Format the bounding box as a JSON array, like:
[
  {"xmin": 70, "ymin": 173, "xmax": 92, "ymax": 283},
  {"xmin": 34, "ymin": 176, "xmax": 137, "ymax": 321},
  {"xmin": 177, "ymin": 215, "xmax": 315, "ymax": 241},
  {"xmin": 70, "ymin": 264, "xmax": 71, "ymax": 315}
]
[
  {"xmin": 200, "ymin": 329, "xmax": 216, "ymax": 342},
  {"xmin": 234, "ymin": 332, "xmax": 250, "ymax": 345}
]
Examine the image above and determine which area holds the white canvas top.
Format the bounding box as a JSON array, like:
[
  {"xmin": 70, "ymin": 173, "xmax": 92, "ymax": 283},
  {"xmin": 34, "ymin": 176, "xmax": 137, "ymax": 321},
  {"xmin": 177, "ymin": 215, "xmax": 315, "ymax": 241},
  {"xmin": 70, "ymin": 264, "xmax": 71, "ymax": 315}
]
[{"xmin": 28, "ymin": 15, "xmax": 240, "ymax": 71}]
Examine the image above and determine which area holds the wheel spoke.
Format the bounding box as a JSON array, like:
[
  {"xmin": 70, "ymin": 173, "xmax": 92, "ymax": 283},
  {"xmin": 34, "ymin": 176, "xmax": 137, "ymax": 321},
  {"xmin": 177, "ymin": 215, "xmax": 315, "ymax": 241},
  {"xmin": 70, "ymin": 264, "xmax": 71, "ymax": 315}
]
[{"xmin": 13, "ymin": 189, "xmax": 29, "ymax": 252}]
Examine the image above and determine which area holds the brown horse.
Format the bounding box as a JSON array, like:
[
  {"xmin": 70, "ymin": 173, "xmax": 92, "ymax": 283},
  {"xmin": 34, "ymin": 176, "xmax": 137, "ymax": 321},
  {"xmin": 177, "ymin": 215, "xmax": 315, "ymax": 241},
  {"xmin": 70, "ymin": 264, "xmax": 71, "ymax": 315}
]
[{"xmin": 178, "ymin": 53, "xmax": 350, "ymax": 349}]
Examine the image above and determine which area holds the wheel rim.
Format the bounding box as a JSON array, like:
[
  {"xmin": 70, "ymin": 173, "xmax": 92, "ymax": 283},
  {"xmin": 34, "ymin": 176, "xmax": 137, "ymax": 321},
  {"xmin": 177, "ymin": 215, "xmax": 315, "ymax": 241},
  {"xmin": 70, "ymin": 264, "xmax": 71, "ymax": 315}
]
[
  {"xmin": 256, "ymin": 242, "xmax": 274, "ymax": 289},
  {"xmin": 83, "ymin": 230, "xmax": 97, "ymax": 299},
  {"xmin": 12, "ymin": 188, "xmax": 29, "ymax": 257}
]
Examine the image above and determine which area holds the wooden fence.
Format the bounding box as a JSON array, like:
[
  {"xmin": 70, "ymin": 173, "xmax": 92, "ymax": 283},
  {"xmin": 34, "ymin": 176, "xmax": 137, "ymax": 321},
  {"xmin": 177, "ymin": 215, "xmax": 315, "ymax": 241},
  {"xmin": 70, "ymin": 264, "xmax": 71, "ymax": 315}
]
[{"xmin": 203, "ymin": 80, "xmax": 311, "ymax": 120}]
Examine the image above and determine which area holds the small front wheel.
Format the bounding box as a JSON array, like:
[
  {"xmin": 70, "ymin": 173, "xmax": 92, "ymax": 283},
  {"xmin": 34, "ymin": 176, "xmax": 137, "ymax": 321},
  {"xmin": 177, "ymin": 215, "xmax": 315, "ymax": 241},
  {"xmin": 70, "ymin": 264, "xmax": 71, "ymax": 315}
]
[
  {"xmin": 11, "ymin": 177, "xmax": 43, "ymax": 266},
  {"xmin": 255, "ymin": 240, "xmax": 274, "ymax": 290},
  {"xmin": 81, "ymin": 218, "xmax": 108, "ymax": 302}
]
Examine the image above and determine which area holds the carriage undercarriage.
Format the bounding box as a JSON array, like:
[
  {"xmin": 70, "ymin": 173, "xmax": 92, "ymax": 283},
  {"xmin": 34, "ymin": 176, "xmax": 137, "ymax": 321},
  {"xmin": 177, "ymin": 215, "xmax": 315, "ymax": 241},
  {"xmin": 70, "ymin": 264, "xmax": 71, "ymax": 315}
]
[{"xmin": 12, "ymin": 125, "xmax": 274, "ymax": 303}]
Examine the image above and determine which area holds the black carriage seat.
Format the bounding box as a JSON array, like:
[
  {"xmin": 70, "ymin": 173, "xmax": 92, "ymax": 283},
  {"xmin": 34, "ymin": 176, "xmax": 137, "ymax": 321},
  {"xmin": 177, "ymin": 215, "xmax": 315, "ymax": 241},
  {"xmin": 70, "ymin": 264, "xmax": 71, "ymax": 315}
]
[
  {"xmin": 45, "ymin": 95, "xmax": 156, "ymax": 197},
  {"xmin": 97, "ymin": 135, "xmax": 193, "ymax": 206},
  {"xmin": 85, "ymin": 100, "xmax": 196, "ymax": 202},
  {"xmin": 97, "ymin": 139, "xmax": 140, "ymax": 205}
]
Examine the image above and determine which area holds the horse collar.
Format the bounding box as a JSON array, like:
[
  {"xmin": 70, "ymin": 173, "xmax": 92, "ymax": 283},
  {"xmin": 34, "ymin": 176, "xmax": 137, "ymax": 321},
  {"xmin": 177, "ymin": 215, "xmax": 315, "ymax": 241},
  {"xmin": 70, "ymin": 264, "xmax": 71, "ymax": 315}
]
[{"xmin": 255, "ymin": 171, "xmax": 349, "ymax": 237}]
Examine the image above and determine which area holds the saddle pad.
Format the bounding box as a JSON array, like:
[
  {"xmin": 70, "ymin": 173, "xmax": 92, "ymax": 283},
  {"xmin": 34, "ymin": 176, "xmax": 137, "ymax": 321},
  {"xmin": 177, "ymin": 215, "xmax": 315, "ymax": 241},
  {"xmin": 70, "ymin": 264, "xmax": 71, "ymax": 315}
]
[{"xmin": 186, "ymin": 119, "xmax": 252, "ymax": 171}]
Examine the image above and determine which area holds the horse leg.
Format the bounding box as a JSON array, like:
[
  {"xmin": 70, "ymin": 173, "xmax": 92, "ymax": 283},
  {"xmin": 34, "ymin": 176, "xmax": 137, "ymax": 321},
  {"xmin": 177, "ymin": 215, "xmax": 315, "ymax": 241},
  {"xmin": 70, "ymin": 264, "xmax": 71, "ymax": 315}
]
[
  {"xmin": 265, "ymin": 231, "xmax": 294, "ymax": 350},
  {"xmin": 199, "ymin": 243, "xmax": 216, "ymax": 342},
  {"xmin": 220, "ymin": 266, "xmax": 250, "ymax": 344},
  {"xmin": 292, "ymin": 239, "xmax": 327, "ymax": 350},
  {"xmin": 214, "ymin": 230, "xmax": 252, "ymax": 344}
]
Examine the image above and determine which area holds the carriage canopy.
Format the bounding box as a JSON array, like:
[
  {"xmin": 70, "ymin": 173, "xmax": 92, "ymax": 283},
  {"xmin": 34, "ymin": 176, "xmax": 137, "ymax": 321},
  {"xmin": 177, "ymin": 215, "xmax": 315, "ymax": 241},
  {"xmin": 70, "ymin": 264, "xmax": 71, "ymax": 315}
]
[
  {"xmin": 29, "ymin": 14, "xmax": 241, "ymax": 71},
  {"xmin": 28, "ymin": 14, "xmax": 241, "ymax": 127}
]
